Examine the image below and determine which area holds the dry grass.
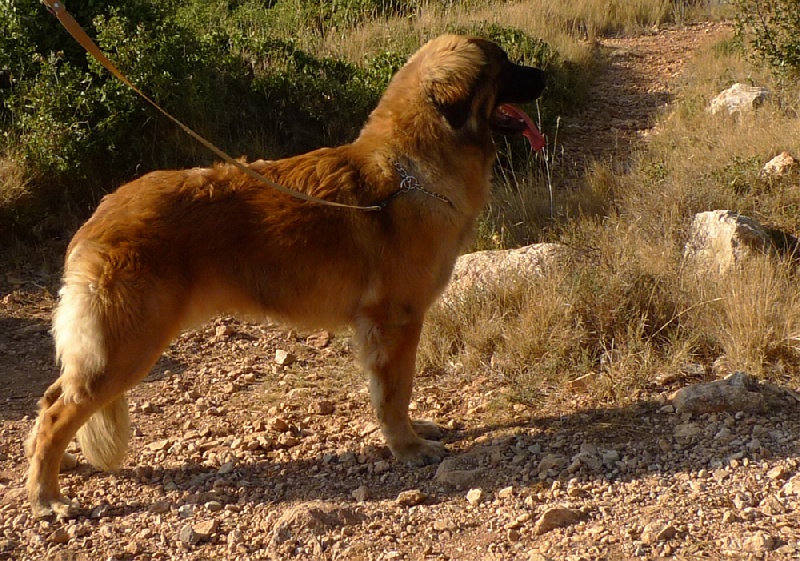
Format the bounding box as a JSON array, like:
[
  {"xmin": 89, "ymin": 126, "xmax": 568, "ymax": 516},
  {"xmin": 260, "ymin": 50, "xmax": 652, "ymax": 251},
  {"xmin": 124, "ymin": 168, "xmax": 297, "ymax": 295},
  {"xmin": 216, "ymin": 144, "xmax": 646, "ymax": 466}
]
[{"xmin": 420, "ymin": 21, "xmax": 800, "ymax": 410}]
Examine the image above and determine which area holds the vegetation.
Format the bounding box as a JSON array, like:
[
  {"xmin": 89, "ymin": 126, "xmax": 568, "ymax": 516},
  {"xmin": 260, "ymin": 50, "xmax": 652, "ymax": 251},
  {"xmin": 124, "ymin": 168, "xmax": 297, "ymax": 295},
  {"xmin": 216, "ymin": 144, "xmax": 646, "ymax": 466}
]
[
  {"xmin": 4, "ymin": 0, "xmax": 800, "ymax": 412},
  {"xmin": 734, "ymin": 0, "xmax": 800, "ymax": 74}
]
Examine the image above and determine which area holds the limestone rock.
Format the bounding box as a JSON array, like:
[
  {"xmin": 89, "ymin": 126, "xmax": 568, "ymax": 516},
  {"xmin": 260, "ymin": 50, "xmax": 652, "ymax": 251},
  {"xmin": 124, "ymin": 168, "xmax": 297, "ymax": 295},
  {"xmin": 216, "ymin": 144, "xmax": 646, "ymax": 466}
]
[
  {"xmin": 708, "ymin": 83, "xmax": 769, "ymax": 115},
  {"xmin": 433, "ymin": 455, "xmax": 488, "ymax": 488},
  {"xmin": 444, "ymin": 243, "xmax": 568, "ymax": 301},
  {"xmin": 268, "ymin": 502, "xmax": 362, "ymax": 548},
  {"xmin": 533, "ymin": 506, "xmax": 584, "ymax": 535},
  {"xmin": 396, "ymin": 489, "xmax": 427, "ymax": 507},
  {"xmin": 641, "ymin": 521, "xmax": 678, "ymax": 544},
  {"xmin": 683, "ymin": 210, "xmax": 775, "ymax": 275},
  {"xmin": 670, "ymin": 371, "xmax": 766, "ymax": 415},
  {"xmin": 761, "ymin": 151, "xmax": 796, "ymax": 178}
]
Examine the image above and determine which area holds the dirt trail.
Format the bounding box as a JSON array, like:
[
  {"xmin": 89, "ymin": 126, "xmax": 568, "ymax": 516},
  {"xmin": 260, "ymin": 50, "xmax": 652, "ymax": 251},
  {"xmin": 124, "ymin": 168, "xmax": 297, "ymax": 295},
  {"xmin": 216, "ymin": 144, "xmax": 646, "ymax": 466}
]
[
  {"xmin": 2, "ymin": 23, "xmax": 800, "ymax": 561},
  {"xmin": 567, "ymin": 22, "xmax": 727, "ymax": 167}
]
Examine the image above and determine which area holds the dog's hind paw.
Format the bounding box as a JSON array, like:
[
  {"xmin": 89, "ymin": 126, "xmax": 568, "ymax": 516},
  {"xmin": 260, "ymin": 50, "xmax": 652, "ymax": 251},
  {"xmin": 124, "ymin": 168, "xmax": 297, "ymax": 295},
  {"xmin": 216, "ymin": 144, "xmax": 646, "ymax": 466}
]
[
  {"xmin": 391, "ymin": 438, "xmax": 447, "ymax": 466},
  {"xmin": 31, "ymin": 495, "xmax": 81, "ymax": 519}
]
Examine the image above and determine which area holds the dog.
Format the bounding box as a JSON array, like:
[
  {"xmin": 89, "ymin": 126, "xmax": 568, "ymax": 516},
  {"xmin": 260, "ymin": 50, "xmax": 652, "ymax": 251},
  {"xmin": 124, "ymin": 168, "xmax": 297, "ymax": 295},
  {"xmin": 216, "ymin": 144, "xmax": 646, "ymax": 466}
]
[{"xmin": 25, "ymin": 34, "xmax": 546, "ymax": 517}]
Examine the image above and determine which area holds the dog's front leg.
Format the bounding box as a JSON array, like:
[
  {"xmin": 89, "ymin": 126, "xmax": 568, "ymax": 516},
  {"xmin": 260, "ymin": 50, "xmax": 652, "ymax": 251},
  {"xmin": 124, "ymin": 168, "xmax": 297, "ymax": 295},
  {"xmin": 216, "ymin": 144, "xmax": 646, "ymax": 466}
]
[{"xmin": 355, "ymin": 317, "xmax": 446, "ymax": 465}]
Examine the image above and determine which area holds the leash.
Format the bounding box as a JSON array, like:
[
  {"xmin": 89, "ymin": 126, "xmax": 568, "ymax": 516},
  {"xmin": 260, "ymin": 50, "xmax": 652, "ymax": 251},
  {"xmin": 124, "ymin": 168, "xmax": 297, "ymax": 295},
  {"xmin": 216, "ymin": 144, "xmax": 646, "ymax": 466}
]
[{"xmin": 40, "ymin": 0, "xmax": 384, "ymax": 211}]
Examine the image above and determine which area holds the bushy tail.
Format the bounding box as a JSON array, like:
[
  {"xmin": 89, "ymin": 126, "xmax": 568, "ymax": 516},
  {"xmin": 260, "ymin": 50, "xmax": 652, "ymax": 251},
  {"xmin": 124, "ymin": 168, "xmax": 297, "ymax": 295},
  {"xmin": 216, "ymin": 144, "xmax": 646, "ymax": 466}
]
[
  {"xmin": 53, "ymin": 243, "xmax": 130, "ymax": 471},
  {"xmin": 76, "ymin": 395, "xmax": 130, "ymax": 471}
]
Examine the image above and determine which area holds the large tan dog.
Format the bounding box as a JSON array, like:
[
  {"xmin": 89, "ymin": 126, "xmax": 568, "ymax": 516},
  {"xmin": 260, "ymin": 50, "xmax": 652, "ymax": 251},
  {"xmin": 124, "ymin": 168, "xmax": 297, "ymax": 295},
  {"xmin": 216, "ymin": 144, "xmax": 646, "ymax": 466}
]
[{"xmin": 26, "ymin": 34, "xmax": 546, "ymax": 517}]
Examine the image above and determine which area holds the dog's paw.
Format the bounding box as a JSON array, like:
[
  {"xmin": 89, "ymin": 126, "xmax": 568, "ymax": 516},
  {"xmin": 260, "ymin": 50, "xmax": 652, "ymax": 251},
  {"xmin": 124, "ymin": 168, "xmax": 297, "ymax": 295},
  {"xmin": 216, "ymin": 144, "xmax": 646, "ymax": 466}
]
[
  {"xmin": 31, "ymin": 495, "xmax": 81, "ymax": 519},
  {"xmin": 391, "ymin": 438, "xmax": 447, "ymax": 466},
  {"xmin": 410, "ymin": 419, "xmax": 443, "ymax": 440}
]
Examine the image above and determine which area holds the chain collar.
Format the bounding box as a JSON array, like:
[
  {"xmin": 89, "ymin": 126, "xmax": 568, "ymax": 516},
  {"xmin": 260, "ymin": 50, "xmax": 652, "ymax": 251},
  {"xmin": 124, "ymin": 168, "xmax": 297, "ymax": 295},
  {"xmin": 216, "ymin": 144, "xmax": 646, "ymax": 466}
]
[{"xmin": 375, "ymin": 162, "xmax": 455, "ymax": 210}]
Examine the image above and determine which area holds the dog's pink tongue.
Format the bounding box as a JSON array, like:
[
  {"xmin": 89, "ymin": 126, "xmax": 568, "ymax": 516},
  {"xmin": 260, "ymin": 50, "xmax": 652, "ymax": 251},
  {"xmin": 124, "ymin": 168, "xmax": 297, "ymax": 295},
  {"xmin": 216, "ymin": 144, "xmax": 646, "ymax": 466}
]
[{"xmin": 501, "ymin": 104, "xmax": 546, "ymax": 152}]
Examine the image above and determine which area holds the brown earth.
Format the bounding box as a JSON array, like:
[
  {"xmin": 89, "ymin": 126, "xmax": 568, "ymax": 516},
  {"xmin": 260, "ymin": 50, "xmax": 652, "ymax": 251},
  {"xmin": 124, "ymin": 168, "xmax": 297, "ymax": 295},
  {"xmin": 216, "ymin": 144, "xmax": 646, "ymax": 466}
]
[{"xmin": 2, "ymin": 22, "xmax": 800, "ymax": 561}]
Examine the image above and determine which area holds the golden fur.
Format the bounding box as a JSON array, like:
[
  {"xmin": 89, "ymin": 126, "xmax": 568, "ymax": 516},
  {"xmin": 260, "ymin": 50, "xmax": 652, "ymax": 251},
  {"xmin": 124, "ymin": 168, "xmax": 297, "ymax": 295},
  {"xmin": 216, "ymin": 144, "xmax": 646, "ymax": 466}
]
[{"xmin": 25, "ymin": 35, "xmax": 546, "ymax": 517}]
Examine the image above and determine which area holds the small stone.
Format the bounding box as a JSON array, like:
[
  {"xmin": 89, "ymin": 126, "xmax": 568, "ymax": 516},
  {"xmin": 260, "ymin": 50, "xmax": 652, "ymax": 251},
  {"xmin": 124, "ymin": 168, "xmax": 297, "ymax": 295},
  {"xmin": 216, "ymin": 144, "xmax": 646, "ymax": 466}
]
[
  {"xmin": 533, "ymin": 507, "xmax": 584, "ymax": 535},
  {"xmin": 742, "ymin": 533, "xmax": 775, "ymax": 554},
  {"xmin": 194, "ymin": 520, "xmax": 219, "ymax": 539},
  {"xmin": 528, "ymin": 554, "xmax": 554, "ymax": 561},
  {"xmin": 708, "ymin": 83, "xmax": 769, "ymax": 115},
  {"xmin": 205, "ymin": 501, "xmax": 223, "ymax": 512},
  {"xmin": 47, "ymin": 528, "xmax": 70, "ymax": 544},
  {"xmin": 352, "ymin": 486, "xmax": 369, "ymax": 502},
  {"xmin": 275, "ymin": 349, "xmax": 296, "ymax": 366},
  {"xmin": 396, "ymin": 489, "xmax": 427, "ymax": 507},
  {"xmin": 125, "ymin": 541, "xmax": 142, "ymax": 555},
  {"xmin": 59, "ymin": 452, "xmax": 78, "ymax": 472},
  {"xmin": 433, "ymin": 457, "xmax": 486, "ymax": 488},
  {"xmin": 179, "ymin": 504, "xmax": 195, "ymax": 518},
  {"xmin": 507, "ymin": 528, "xmax": 521, "ymax": 542},
  {"xmin": 433, "ymin": 518, "xmax": 456, "ymax": 531},
  {"xmin": 271, "ymin": 418, "xmax": 291, "ymax": 433},
  {"xmin": 781, "ymin": 474, "xmax": 800, "ymax": 495},
  {"xmin": 307, "ymin": 331, "xmax": 332, "ymax": 348},
  {"xmin": 767, "ymin": 465, "xmax": 789, "ymax": 480},
  {"xmin": 641, "ymin": 522, "xmax": 678, "ymax": 544},
  {"xmin": 148, "ymin": 439, "xmax": 171, "ymax": 452},
  {"xmin": 215, "ymin": 325, "xmax": 234, "ymax": 337},
  {"xmin": 312, "ymin": 400, "xmax": 335, "ymax": 415},
  {"xmin": 149, "ymin": 501, "xmax": 171, "ymax": 514},
  {"xmin": 497, "ymin": 486, "xmax": 514, "ymax": 499},
  {"xmin": 218, "ymin": 462, "xmax": 235, "ymax": 475},
  {"xmin": 466, "ymin": 488, "xmax": 483, "ymax": 505},
  {"xmin": 178, "ymin": 524, "xmax": 199, "ymax": 546}
]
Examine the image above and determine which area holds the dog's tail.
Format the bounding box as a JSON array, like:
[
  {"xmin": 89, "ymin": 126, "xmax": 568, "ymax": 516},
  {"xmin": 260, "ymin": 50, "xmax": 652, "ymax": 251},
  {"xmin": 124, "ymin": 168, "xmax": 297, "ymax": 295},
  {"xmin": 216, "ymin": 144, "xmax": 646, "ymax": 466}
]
[
  {"xmin": 52, "ymin": 244, "xmax": 131, "ymax": 471},
  {"xmin": 76, "ymin": 395, "xmax": 130, "ymax": 470}
]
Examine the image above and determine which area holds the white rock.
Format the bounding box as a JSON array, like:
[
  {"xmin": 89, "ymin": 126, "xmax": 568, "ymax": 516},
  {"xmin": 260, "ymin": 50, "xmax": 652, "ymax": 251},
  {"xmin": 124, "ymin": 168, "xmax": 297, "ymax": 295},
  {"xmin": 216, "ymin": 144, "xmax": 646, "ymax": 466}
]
[
  {"xmin": 444, "ymin": 243, "xmax": 568, "ymax": 301},
  {"xmin": 466, "ymin": 488, "xmax": 483, "ymax": 505},
  {"xmin": 275, "ymin": 349, "xmax": 296, "ymax": 366},
  {"xmin": 708, "ymin": 83, "xmax": 769, "ymax": 115},
  {"xmin": 683, "ymin": 211, "xmax": 776, "ymax": 275},
  {"xmin": 761, "ymin": 151, "xmax": 796, "ymax": 178}
]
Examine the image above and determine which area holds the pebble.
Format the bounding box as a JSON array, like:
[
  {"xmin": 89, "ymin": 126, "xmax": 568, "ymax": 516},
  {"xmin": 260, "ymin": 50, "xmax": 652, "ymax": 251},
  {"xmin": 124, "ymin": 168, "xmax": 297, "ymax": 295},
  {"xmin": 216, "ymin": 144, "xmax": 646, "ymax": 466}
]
[
  {"xmin": 466, "ymin": 488, "xmax": 483, "ymax": 505},
  {"xmin": 275, "ymin": 349, "xmax": 296, "ymax": 366},
  {"xmin": 533, "ymin": 507, "xmax": 584, "ymax": 535},
  {"xmin": 396, "ymin": 489, "xmax": 427, "ymax": 507}
]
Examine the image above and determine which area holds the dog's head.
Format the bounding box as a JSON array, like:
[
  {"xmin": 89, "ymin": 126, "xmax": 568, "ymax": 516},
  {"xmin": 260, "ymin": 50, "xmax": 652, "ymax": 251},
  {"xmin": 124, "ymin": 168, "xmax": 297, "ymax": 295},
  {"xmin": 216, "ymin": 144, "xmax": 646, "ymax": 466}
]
[{"xmin": 363, "ymin": 35, "xmax": 547, "ymax": 151}]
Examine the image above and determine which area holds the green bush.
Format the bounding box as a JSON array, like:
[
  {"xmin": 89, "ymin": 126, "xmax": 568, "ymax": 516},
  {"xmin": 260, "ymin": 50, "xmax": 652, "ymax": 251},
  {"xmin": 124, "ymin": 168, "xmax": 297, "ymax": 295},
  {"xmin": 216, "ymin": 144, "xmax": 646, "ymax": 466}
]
[
  {"xmin": 0, "ymin": 1, "xmax": 398, "ymax": 196},
  {"xmin": 734, "ymin": 0, "xmax": 800, "ymax": 73}
]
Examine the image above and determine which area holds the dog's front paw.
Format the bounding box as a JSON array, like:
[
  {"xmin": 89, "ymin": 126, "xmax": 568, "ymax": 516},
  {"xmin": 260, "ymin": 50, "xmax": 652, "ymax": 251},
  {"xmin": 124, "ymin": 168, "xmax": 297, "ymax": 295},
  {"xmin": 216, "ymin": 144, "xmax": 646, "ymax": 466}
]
[{"xmin": 390, "ymin": 438, "xmax": 447, "ymax": 466}]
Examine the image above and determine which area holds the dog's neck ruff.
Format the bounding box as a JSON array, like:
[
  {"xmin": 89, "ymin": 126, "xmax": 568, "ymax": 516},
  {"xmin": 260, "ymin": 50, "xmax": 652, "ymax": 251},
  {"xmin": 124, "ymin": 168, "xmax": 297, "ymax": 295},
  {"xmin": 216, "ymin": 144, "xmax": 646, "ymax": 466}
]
[{"xmin": 376, "ymin": 162, "xmax": 455, "ymax": 210}]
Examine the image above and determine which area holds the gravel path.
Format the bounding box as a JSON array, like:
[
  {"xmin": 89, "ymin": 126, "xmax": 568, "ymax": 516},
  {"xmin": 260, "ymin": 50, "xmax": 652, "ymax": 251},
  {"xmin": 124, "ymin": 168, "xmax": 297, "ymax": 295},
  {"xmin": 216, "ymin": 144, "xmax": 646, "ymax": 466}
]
[{"xmin": 2, "ymin": 23, "xmax": 800, "ymax": 561}]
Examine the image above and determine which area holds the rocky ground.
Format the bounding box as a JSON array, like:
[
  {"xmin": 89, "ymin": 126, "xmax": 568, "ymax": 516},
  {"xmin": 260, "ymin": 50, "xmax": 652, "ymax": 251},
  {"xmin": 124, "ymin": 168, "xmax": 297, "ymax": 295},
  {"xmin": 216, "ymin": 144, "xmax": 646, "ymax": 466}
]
[{"xmin": 2, "ymin": 22, "xmax": 800, "ymax": 561}]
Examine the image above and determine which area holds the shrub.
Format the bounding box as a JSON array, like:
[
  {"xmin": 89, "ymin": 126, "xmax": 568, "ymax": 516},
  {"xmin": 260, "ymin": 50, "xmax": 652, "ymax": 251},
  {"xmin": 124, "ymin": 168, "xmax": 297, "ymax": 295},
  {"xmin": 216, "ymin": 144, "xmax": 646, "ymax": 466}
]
[
  {"xmin": 734, "ymin": 0, "xmax": 800, "ymax": 73},
  {"xmin": 0, "ymin": 0, "xmax": 402, "ymax": 227}
]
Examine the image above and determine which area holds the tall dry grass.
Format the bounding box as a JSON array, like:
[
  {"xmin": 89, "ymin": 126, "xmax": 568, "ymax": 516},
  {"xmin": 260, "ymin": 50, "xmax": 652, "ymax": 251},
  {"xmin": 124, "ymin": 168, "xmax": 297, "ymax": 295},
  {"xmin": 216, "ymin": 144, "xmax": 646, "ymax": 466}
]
[{"xmin": 419, "ymin": 19, "xmax": 800, "ymax": 412}]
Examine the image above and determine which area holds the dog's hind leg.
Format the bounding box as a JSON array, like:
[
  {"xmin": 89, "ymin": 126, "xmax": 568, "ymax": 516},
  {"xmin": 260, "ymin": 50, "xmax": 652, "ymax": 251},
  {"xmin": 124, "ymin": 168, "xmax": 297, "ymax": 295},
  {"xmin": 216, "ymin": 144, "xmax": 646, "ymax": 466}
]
[
  {"xmin": 26, "ymin": 258, "xmax": 183, "ymax": 518},
  {"xmin": 355, "ymin": 317, "xmax": 446, "ymax": 465}
]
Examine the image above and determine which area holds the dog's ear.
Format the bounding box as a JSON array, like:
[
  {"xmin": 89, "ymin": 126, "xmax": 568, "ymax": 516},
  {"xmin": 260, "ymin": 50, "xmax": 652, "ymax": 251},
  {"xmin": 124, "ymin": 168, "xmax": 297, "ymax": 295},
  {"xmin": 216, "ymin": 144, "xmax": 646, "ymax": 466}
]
[{"xmin": 419, "ymin": 39, "xmax": 484, "ymax": 129}]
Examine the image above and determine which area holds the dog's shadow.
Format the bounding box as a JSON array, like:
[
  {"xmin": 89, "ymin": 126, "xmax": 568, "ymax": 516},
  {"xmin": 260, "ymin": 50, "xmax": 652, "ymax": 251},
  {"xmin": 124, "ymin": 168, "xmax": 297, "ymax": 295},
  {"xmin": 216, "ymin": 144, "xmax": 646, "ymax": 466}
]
[{"xmin": 80, "ymin": 397, "xmax": 800, "ymax": 518}]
